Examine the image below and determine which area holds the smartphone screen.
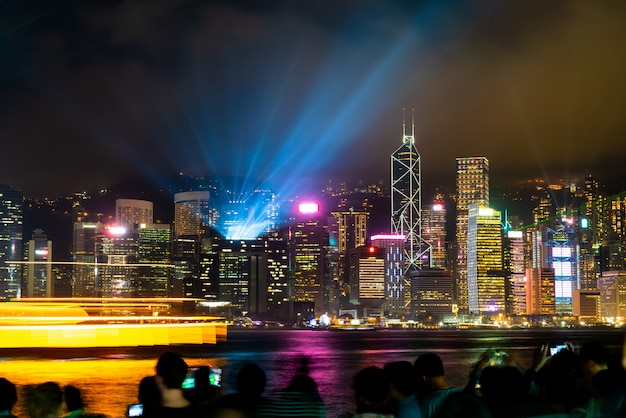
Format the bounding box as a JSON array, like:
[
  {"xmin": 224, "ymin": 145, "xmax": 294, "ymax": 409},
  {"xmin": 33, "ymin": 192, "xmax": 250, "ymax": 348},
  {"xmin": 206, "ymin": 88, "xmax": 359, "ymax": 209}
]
[
  {"xmin": 183, "ymin": 367, "xmax": 222, "ymax": 389},
  {"xmin": 181, "ymin": 368, "xmax": 197, "ymax": 389},
  {"xmin": 127, "ymin": 403, "xmax": 143, "ymax": 417},
  {"xmin": 209, "ymin": 367, "xmax": 222, "ymax": 387},
  {"xmin": 549, "ymin": 344, "xmax": 567, "ymax": 356}
]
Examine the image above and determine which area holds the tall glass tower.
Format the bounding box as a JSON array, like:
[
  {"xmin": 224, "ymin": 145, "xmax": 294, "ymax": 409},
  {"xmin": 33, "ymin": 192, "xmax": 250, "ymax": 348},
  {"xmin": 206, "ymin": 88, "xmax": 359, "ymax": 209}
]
[
  {"xmin": 455, "ymin": 157, "xmax": 489, "ymax": 313},
  {"xmin": 467, "ymin": 204, "xmax": 504, "ymax": 314},
  {"xmin": 0, "ymin": 184, "xmax": 23, "ymax": 300},
  {"xmin": 174, "ymin": 191, "xmax": 212, "ymax": 238},
  {"xmin": 391, "ymin": 111, "xmax": 430, "ymax": 273}
]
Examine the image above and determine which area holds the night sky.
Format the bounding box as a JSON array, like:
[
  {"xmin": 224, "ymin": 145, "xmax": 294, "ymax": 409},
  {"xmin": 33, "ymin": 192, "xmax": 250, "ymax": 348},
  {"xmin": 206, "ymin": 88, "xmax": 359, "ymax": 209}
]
[{"xmin": 2, "ymin": 0, "xmax": 626, "ymax": 199}]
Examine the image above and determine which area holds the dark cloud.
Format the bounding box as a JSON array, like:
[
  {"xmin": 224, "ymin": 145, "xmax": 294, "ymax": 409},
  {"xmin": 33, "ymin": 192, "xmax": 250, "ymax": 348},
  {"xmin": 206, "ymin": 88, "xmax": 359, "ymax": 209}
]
[{"xmin": 1, "ymin": 0, "xmax": 625, "ymax": 198}]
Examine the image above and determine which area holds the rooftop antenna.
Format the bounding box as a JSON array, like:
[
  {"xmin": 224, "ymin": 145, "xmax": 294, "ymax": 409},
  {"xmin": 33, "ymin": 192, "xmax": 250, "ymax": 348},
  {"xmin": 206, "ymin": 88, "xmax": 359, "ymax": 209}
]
[{"xmin": 402, "ymin": 107, "xmax": 406, "ymax": 139}]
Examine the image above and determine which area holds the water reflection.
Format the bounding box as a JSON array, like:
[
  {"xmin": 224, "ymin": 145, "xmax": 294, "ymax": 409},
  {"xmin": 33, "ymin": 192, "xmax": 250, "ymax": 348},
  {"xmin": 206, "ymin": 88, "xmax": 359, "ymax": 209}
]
[
  {"xmin": 0, "ymin": 328, "xmax": 622, "ymax": 417},
  {"xmin": 2, "ymin": 357, "xmax": 221, "ymax": 417}
]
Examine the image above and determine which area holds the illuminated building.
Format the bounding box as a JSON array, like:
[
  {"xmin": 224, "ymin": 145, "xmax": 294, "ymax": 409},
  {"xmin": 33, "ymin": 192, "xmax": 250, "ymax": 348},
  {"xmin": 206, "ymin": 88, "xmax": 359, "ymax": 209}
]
[
  {"xmin": 197, "ymin": 239, "xmax": 220, "ymax": 301},
  {"xmin": 544, "ymin": 219, "xmax": 577, "ymax": 314},
  {"xmin": 137, "ymin": 224, "xmax": 172, "ymax": 297},
  {"xmin": 391, "ymin": 112, "xmax": 430, "ymax": 273},
  {"xmin": 410, "ymin": 269, "xmax": 453, "ymax": 320},
  {"xmin": 172, "ymin": 235, "xmax": 220, "ymax": 302},
  {"xmin": 572, "ymin": 289, "xmax": 600, "ymax": 322},
  {"xmin": 598, "ymin": 270, "xmax": 626, "ymax": 320},
  {"xmin": 600, "ymin": 232, "xmax": 623, "ymax": 271},
  {"xmin": 172, "ymin": 236, "xmax": 200, "ymax": 298},
  {"xmin": 292, "ymin": 203, "xmax": 328, "ymax": 319},
  {"xmin": 579, "ymin": 176, "xmax": 603, "ymax": 289},
  {"xmin": 504, "ymin": 230, "xmax": 526, "ymax": 315},
  {"xmin": 325, "ymin": 217, "xmax": 340, "ymax": 315},
  {"xmin": 72, "ymin": 222, "xmax": 99, "ymax": 297},
  {"xmin": 0, "ymin": 184, "xmax": 23, "ymax": 300},
  {"xmin": 263, "ymin": 231, "xmax": 291, "ymax": 320},
  {"xmin": 606, "ymin": 195, "xmax": 626, "ymax": 269},
  {"xmin": 371, "ymin": 235, "xmax": 405, "ymax": 318},
  {"xmin": 529, "ymin": 229, "xmax": 543, "ymax": 271},
  {"xmin": 330, "ymin": 210, "xmax": 368, "ymax": 300},
  {"xmin": 174, "ymin": 191, "xmax": 212, "ymax": 238},
  {"xmin": 23, "ymin": 229, "xmax": 53, "ymax": 297},
  {"xmin": 533, "ymin": 190, "xmax": 553, "ymax": 226},
  {"xmin": 422, "ymin": 202, "xmax": 447, "ymax": 269},
  {"xmin": 526, "ymin": 267, "xmax": 556, "ymax": 315},
  {"xmin": 467, "ymin": 205, "xmax": 505, "ymax": 314},
  {"xmin": 220, "ymin": 188, "xmax": 279, "ymax": 240},
  {"xmin": 94, "ymin": 225, "xmax": 139, "ymax": 298},
  {"xmin": 349, "ymin": 245, "xmax": 385, "ymax": 317},
  {"xmin": 218, "ymin": 239, "xmax": 267, "ymax": 316},
  {"xmin": 115, "ymin": 199, "xmax": 153, "ymax": 229},
  {"xmin": 455, "ymin": 157, "xmax": 489, "ymax": 313},
  {"xmin": 52, "ymin": 264, "xmax": 72, "ymax": 297}
]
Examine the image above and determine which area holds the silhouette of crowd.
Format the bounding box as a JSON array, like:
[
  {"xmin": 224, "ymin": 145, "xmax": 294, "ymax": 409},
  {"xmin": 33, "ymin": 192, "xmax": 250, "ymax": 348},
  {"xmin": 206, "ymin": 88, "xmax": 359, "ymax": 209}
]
[{"xmin": 1, "ymin": 340, "xmax": 626, "ymax": 417}]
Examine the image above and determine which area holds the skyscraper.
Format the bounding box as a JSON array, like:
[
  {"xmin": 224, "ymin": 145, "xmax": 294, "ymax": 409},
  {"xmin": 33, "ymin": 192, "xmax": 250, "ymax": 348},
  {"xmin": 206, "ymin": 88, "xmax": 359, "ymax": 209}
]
[
  {"xmin": 411, "ymin": 269, "xmax": 453, "ymax": 320},
  {"xmin": 391, "ymin": 113, "xmax": 430, "ymax": 272},
  {"xmin": 331, "ymin": 210, "xmax": 368, "ymax": 300},
  {"xmin": 422, "ymin": 202, "xmax": 447, "ymax": 269},
  {"xmin": 467, "ymin": 204, "xmax": 505, "ymax": 314},
  {"xmin": 0, "ymin": 184, "xmax": 23, "ymax": 300},
  {"xmin": 504, "ymin": 230, "xmax": 526, "ymax": 315},
  {"xmin": 544, "ymin": 219, "xmax": 577, "ymax": 314},
  {"xmin": 116, "ymin": 199, "xmax": 154, "ymax": 229},
  {"xmin": 174, "ymin": 191, "xmax": 212, "ymax": 238},
  {"xmin": 72, "ymin": 221, "xmax": 99, "ymax": 297},
  {"xmin": 455, "ymin": 157, "xmax": 489, "ymax": 313},
  {"xmin": 349, "ymin": 245, "xmax": 385, "ymax": 317},
  {"xmin": 218, "ymin": 239, "xmax": 266, "ymax": 316},
  {"xmin": 292, "ymin": 203, "xmax": 328, "ymax": 319},
  {"xmin": 220, "ymin": 188, "xmax": 279, "ymax": 240},
  {"xmin": 137, "ymin": 224, "xmax": 172, "ymax": 297},
  {"xmin": 598, "ymin": 270, "xmax": 626, "ymax": 320},
  {"xmin": 264, "ymin": 230, "xmax": 291, "ymax": 320},
  {"xmin": 371, "ymin": 234, "xmax": 405, "ymax": 318},
  {"xmin": 526, "ymin": 267, "xmax": 556, "ymax": 315},
  {"xmin": 24, "ymin": 229, "xmax": 53, "ymax": 298},
  {"xmin": 94, "ymin": 225, "xmax": 138, "ymax": 298}
]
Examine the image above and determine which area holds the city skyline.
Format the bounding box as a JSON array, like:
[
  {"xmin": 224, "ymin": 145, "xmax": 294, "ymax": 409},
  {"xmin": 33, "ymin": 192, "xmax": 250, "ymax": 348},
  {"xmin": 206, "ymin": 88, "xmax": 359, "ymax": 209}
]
[{"xmin": 1, "ymin": 0, "xmax": 626, "ymax": 199}]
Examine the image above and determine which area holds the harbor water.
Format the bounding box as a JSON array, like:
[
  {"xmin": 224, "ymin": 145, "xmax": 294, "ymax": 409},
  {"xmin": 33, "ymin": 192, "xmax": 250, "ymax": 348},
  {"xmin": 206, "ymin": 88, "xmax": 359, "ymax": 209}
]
[{"xmin": 1, "ymin": 328, "xmax": 624, "ymax": 417}]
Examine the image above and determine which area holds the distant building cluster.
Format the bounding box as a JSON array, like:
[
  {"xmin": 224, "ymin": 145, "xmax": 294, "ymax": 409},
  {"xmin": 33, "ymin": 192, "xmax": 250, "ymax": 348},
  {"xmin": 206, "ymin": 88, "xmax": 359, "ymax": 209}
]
[{"xmin": 1, "ymin": 131, "xmax": 626, "ymax": 326}]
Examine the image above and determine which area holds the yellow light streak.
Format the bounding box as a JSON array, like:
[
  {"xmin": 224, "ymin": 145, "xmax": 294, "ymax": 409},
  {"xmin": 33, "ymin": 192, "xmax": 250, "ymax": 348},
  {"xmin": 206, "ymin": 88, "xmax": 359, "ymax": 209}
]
[{"xmin": 0, "ymin": 299, "xmax": 228, "ymax": 347}]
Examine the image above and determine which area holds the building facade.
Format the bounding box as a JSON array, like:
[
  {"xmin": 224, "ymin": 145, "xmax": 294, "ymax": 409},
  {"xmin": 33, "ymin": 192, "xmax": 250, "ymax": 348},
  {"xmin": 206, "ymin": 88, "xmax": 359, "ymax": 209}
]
[
  {"xmin": 23, "ymin": 229, "xmax": 53, "ymax": 298},
  {"xmin": 371, "ymin": 234, "xmax": 405, "ymax": 318},
  {"xmin": 0, "ymin": 184, "xmax": 23, "ymax": 300},
  {"xmin": 455, "ymin": 157, "xmax": 489, "ymax": 313},
  {"xmin": 174, "ymin": 191, "xmax": 212, "ymax": 238},
  {"xmin": 422, "ymin": 202, "xmax": 447, "ymax": 269},
  {"xmin": 467, "ymin": 205, "xmax": 505, "ymax": 314},
  {"xmin": 349, "ymin": 245, "xmax": 386, "ymax": 317},
  {"xmin": 116, "ymin": 199, "xmax": 154, "ymax": 229}
]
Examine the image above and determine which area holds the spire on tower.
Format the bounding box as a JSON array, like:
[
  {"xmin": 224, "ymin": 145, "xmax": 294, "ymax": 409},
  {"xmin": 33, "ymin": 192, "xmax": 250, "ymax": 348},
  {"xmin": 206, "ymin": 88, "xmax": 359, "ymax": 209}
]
[{"xmin": 402, "ymin": 107, "xmax": 406, "ymax": 139}]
